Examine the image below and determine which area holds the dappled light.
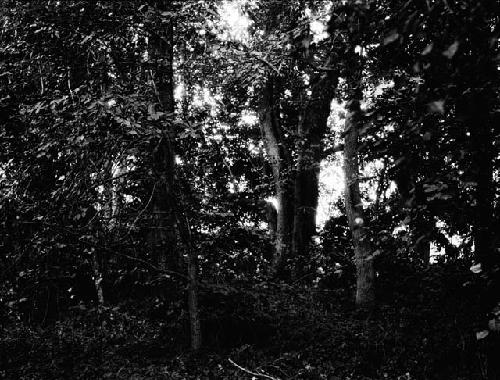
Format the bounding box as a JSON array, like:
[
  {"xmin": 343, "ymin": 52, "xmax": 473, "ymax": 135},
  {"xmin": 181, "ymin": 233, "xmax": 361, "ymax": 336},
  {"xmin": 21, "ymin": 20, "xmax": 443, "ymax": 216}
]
[{"xmin": 1, "ymin": 0, "xmax": 499, "ymax": 379}]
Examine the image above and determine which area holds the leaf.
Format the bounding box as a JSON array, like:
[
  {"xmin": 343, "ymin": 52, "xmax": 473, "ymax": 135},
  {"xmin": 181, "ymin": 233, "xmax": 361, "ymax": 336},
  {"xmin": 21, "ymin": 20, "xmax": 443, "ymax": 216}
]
[
  {"xmin": 428, "ymin": 100, "xmax": 445, "ymax": 114},
  {"xmin": 393, "ymin": 156, "xmax": 406, "ymax": 167},
  {"xmin": 421, "ymin": 43, "xmax": 433, "ymax": 55},
  {"xmin": 470, "ymin": 263, "xmax": 482, "ymax": 274},
  {"xmin": 488, "ymin": 319, "xmax": 500, "ymax": 332},
  {"xmin": 383, "ymin": 30, "xmax": 399, "ymax": 45},
  {"xmin": 423, "ymin": 183, "xmax": 438, "ymax": 193},
  {"xmin": 442, "ymin": 41, "xmax": 459, "ymax": 59},
  {"xmin": 81, "ymin": 34, "xmax": 92, "ymax": 45},
  {"xmin": 476, "ymin": 330, "xmax": 489, "ymax": 340}
]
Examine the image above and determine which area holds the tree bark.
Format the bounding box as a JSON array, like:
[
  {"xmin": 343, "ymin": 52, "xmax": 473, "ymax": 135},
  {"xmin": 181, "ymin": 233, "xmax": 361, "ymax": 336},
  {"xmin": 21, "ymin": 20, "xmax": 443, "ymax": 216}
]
[
  {"xmin": 464, "ymin": 92, "xmax": 496, "ymax": 270},
  {"xmin": 92, "ymin": 249, "xmax": 105, "ymax": 305},
  {"xmin": 147, "ymin": 0, "xmax": 177, "ymax": 270},
  {"xmin": 291, "ymin": 69, "xmax": 337, "ymax": 266},
  {"xmin": 147, "ymin": 1, "xmax": 202, "ymax": 351},
  {"xmin": 459, "ymin": 15, "xmax": 499, "ymax": 380},
  {"xmin": 258, "ymin": 77, "xmax": 294, "ymax": 271},
  {"xmin": 175, "ymin": 207, "xmax": 202, "ymax": 351},
  {"xmin": 343, "ymin": 90, "xmax": 375, "ymax": 310},
  {"xmin": 394, "ymin": 167, "xmax": 432, "ymax": 265}
]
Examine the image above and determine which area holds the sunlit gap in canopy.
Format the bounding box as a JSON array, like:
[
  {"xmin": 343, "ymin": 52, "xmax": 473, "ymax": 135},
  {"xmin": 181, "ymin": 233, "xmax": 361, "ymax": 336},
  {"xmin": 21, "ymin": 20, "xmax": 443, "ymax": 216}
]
[
  {"xmin": 217, "ymin": 0, "xmax": 254, "ymax": 44},
  {"xmin": 172, "ymin": 0, "xmax": 256, "ymax": 139},
  {"xmin": 305, "ymin": 2, "xmax": 332, "ymax": 43}
]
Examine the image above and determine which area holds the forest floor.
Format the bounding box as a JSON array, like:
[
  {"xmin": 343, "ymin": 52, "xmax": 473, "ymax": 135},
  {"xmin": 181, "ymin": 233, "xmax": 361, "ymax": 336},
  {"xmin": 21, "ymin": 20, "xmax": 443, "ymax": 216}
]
[{"xmin": 0, "ymin": 263, "xmax": 489, "ymax": 380}]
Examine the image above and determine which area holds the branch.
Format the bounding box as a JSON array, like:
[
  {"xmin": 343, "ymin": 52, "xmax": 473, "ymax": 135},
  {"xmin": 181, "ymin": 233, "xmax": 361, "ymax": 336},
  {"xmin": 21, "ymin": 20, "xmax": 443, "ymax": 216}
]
[
  {"xmin": 324, "ymin": 144, "xmax": 344, "ymax": 155},
  {"xmin": 303, "ymin": 54, "xmax": 339, "ymax": 73},
  {"xmin": 128, "ymin": 182, "xmax": 156, "ymax": 232},
  {"xmin": 19, "ymin": 221, "xmax": 189, "ymax": 282},
  {"xmin": 249, "ymin": 51, "xmax": 280, "ymax": 75},
  {"xmin": 227, "ymin": 39, "xmax": 280, "ymax": 75},
  {"xmin": 228, "ymin": 359, "xmax": 282, "ymax": 380},
  {"xmin": 306, "ymin": 61, "xmax": 338, "ymax": 72},
  {"xmin": 111, "ymin": 250, "xmax": 189, "ymax": 281}
]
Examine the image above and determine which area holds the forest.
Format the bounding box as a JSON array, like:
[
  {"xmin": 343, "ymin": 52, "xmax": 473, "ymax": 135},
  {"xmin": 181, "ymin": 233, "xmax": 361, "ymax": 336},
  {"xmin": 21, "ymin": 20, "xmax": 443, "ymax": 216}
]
[{"xmin": 0, "ymin": 0, "xmax": 499, "ymax": 379}]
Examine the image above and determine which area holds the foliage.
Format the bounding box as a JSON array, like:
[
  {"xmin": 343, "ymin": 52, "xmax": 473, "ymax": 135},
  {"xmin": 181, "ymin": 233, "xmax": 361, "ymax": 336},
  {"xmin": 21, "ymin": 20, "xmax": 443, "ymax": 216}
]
[{"xmin": 1, "ymin": 0, "xmax": 499, "ymax": 378}]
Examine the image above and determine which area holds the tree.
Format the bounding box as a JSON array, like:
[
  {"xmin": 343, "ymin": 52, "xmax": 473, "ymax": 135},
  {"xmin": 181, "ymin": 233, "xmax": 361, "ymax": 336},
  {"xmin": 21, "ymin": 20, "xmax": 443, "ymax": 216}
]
[
  {"xmin": 246, "ymin": 0, "xmax": 339, "ymax": 276},
  {"xmin": 343, "ymin": 83, "xmax": 375, "ymax": 310},
  {"xmin": 146, "ymin": 0, "xmax": 178, "ymax": 271},
  {"xmin": 146, "ymin": 0, "xmax": 202, "ymax": 350},
  {"xmin": 258, "ymin": 76, "xmax": 294, "ymax": 269},
  {"xmin": 291, "ymin": 61, "xmax": 338, "ymax": 268}
]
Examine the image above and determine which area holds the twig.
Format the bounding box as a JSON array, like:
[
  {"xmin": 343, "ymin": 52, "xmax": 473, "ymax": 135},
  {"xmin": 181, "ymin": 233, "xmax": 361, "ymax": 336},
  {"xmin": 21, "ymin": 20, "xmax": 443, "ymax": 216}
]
[
  {"xmin": 110, "ymin": 250, "xmax": 189, "ymax": 281},
  {"xmin": 228, "ymin": 358, "xmax": 281, "ymax": 380},
  {"xmin": 249, "ymin": 51, "xmax": 280, "ymax": 75},
  {"xmin": 128, "ymin": 182, "xmax": 156, "ymax": 232},
  {"xmin": 18, "ymin": 220, "xmax": 189, "ymax": 281},
  {"xmin": 305, "ymin": 60, "xmax": 338, "ymax": 72},
  {"xmin": 324, "ymin": 144, "xmax": 344, "ymax": 155}
]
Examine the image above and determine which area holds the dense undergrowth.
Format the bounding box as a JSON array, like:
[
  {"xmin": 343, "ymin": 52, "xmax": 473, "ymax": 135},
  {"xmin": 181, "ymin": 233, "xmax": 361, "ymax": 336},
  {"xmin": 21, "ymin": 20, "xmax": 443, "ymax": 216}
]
[{"xmin": 1, "ymin": 260, "xmax": 490, "ymax": 380}]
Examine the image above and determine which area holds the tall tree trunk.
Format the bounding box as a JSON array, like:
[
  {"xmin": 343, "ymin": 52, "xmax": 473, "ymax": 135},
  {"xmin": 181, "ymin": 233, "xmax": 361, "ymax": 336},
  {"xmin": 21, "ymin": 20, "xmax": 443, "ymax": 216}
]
[
  {"xmin": 412, "ymin": 197, "xmax": 431, "ymax": 266},
  {"xmin": 175, "ymin": 206, "xmax": 202, "ymax": 351},
  {"xmin": 107, "ymin": 160, "xmax": 124, "ymax": 231},
  {"xmin": 454, "ymin": 22, "xmax": 497, "ymax": 271},
  {"xmin": 147, "ymin": 1, "xmax": 177, "ymax": 271},
  {"xmin": 374, "ymin": 157, "xmax": 388, "ymax": 213},
  {"xmin": 92, "ymin": 250, "xmax": 105, "ymax": 305},
  {"xmin": 412, "ymin": 182, "xmax": 432, "ymax": 266},
  {"xmin": 394, "ymin": 167, "xmax": 432, "ymax": 265},
  {"xmin": 461, "ymin": 15, "xmax": 499, "ymax": 380},
  {"xmin": 258, "ymin": 77, "xmax": 294, "ymax": 271},
  {"xmin": 291, "ymin": 69, "xmax": 337, "ymax": 268},
  {"xmin": 465, "ymin": 92, "xmax": 496, "ymax": 270},
  {"xmin": 147, "ymin": 1, "xmax": 201, "ymax": 351},
  {"xmin": 343, "ymin": 89, "xmax": 375, "ymax": 310}
]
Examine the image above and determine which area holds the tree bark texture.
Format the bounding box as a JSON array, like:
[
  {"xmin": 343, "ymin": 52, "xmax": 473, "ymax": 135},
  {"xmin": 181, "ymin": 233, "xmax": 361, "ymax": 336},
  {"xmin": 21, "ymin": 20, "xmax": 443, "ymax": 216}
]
[
  {"xmin": 147, "ymin": 1, "xmax": 177, "ymax": 270},
  {"xmin": 343, "ymin": 93, "xmax": 375, "ymax": 310},
  {"xmin": 394, "ymin": 167, "xmax": 432, "ymax": 265},
  {"xmin": 291, "ymin": 69, "xmax": 337, "ymax": 263},
  {"xmin": 258, "ymin": 77, "xmax": 294, "ymax": 271},
  {"xmin": 463, "ymin": 92, "xmax": 496, "ymax": 269},
  {"xmin": 176, "ymin": 208, "xmax": 202, "ymax": 351},
  {"xmin": 92, "ymin": 249, "xmax": 105, "ymax": 305},
  {"xmin": 147, "ymin": 0, "xmax": 202, "ymax": 351}
]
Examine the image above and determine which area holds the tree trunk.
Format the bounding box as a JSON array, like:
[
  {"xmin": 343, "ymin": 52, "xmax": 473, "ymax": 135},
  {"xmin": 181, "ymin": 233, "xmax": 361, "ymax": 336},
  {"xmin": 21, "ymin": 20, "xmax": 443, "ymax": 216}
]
[
  {"xmin": 459, "ymin": 20, "xmax": 499, "ymax": 380},
  {"xmin": 258, "ymin": 77, "xmax": 294, "ymax": 271},
  {"xmin": 176, "ymin": 208, "xmax": 202, "ymax": 351},
  {"xmin": 412, "ymin": 210, "xmax": 431, "ymax": 265},
  {"xmin": 291, "ymin": 69, "xmax": 337, "ymax": 267},
  {"xmin": 343, "ymin": 91, "xmax": 375, "ymax": 310},
  {"xmin": 465, "ymin": 92, "xmax": 496, "ymax": 270},
  {"xmin": 92, "ymin": 250, "xmax": 105, "ymax": 305},
  {"xmin": 147, "ymin": 1, "xmax": 201, "ymax": 351},
  {"xmin": 147, "ymin": 0, "xmax": 177, "ymax": 270},
  {"xmin": 394, "ymin": 168, "xmax": 432, "ymax": 265},
  {"xmin": 374, "ymin": 157, "xmax": 387, "ymax": 213},
  {"xmin": 111, "ymin": 163, "xmax": 123, "ymax": 227}
]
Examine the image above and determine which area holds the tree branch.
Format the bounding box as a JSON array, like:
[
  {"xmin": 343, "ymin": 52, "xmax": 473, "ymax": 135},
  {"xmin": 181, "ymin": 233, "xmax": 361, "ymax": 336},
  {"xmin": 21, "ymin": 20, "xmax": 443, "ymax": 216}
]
[
  {"xmin": 228, "ymin": 359, "xmax": 282, "ymax": 380},
  {"xmin": 324, "ymin": 144, "xmax": 344, "ymax": 155},
  {"xmin": 249, "ymin": 51, "xmax": 280, "ymax": 75}
]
